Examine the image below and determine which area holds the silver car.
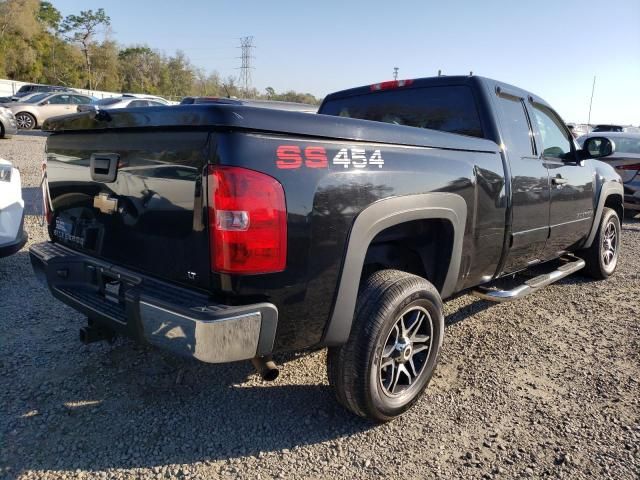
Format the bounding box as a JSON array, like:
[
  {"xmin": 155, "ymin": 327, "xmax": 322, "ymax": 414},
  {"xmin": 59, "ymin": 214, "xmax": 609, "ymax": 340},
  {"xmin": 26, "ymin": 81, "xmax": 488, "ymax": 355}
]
[
  {"xmin": 8, "ymin": 92, "xmax": 94, "ymax": 129},
  {"xmin": 78, "ymin": 95, "xmax": 169, "ymax": 113},
  {"xmin": 0, "ymin": 106, "xmax": 18, "ymax": 138},
  {"xmin": 578, "ymin": 132, "xmax": 640, "ymax": 217}
]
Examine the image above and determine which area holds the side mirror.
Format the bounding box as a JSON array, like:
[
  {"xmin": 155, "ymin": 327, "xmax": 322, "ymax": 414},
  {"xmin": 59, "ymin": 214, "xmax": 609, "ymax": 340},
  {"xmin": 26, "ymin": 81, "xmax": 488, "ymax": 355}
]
[
  {"xmin": 580, "ymin": 136, "xmax": 615, "ymax": 159},
  {"xmin": 39, "ymin": 100, "xmax": 50, "ymax": 106}
]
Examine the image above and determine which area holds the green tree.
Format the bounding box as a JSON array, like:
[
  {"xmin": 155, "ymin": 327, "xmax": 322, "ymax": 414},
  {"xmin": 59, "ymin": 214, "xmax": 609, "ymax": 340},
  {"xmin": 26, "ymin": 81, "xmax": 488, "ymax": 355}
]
[{"xmin": 61, "ymin": 8, "xmax": 110, "ymax": 89}]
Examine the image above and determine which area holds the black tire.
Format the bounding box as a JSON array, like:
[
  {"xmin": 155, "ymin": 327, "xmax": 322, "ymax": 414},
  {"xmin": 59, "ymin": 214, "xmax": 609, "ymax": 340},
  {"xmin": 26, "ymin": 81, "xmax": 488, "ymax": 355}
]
[
  {"xmin": 0, "ymin": 121, "xmax": 4, "ymax": 139},
  {"xmin": 327, "ymin": 269, "xmax": 444, "ymax": 422},
  {"xmin": 15, "ymin": 112, "xmax": 36, "ymax": 130},
  {"xmin": 581, "ymin": 207, "xmax": 621, "ymax": 279}
]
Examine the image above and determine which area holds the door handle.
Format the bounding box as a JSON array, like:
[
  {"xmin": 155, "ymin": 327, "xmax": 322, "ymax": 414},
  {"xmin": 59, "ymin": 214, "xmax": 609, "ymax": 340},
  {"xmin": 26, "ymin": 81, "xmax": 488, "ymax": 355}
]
[{"xmin": 552, "ymin": 176, "xmax": 568, "ymax": 186}]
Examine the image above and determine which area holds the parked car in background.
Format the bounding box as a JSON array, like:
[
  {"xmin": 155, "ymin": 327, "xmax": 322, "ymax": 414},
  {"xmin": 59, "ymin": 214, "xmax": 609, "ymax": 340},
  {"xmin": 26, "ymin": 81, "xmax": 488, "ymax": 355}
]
[
  {"xmin": 0, "ymin": 92, "xmax": 54, "ymax": 107},
  {"xmin": 8, "ymin": 93, "xmax": 94, "ymax": 129},
  {"xmin": 179, "ymin": 96, "xmax": 318, "ymax": 113},
  {"xmin": 77, "ymin": 95, "xmax": 169, "ymax": 112},
  {"xmin": 578, "ymin": 132, "xmax": 640, "ymax": 218},
  {"xmin": 0, "ymin": 96, "xmax": 13, "ymax": 104},
  {"xmin": 592, "ymin": 124, "xmax": 640, "ymax": 134},
  {"xmin": 121, "ymin": 93, "xmax": 172, "ymax": 105},
  {"xmin": 11, "ymin": 84, "xmax": 75, "ymax": 101},
  {"xmin": 0, "ymin": 158, "xmax": 27, "ymax": 257},
  {"xmin": 0, "ymin": 107, "xmax": 18, "ymax": 138}
]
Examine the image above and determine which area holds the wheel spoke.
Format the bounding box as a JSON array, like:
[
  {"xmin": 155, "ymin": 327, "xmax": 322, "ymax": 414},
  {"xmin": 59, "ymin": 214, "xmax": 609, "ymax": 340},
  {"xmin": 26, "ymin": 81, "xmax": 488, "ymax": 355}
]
[
  {"xmin": 412, "ymin": 334, "xmax": 430, "ymax": 344},
  {"xmin": 407, "ymin": 312, "xmax": 424, "ymax": 340},
  {"xmin": 409, "ymin": 357, "xmax": 418, "ymax": 377},
  {"xmin": 390, "ymin": 363, "xmax": 402, "ymax": 394},
  {"xmin": 399, "ymin": 315, "xmax": 408, "ymax": 337},
  {"xmin": 412, "ymin": 344, "xmax": 430, "ymax": 356},
  {"xmin": 380, "ymin": 357, "xmax": 394, "ymax": 371}
]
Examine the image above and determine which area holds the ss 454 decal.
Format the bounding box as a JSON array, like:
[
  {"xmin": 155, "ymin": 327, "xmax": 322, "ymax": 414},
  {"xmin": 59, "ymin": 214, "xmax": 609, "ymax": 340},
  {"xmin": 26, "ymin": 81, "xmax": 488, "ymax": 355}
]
[{"xmin": 276, "ymin": 146, "xmax": 384, "ymax": 170}]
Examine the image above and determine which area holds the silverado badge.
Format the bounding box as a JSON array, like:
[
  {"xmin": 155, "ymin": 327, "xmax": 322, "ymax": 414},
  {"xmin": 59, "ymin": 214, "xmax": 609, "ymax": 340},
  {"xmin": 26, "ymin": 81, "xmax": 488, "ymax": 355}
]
[{"xmin": 93, "ymin": 192, "xmax": 118, "ymax": 214}]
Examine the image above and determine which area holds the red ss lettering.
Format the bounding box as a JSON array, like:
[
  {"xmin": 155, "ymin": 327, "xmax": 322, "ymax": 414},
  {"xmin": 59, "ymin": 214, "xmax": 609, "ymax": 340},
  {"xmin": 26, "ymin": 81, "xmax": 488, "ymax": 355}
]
[
  {"xmin": 276, "ymin": 145, "xmax": 303, "ymax": 169},
  {"xmin": 304, "ymin": 147, "xmax": 328, "ymax": 168}
]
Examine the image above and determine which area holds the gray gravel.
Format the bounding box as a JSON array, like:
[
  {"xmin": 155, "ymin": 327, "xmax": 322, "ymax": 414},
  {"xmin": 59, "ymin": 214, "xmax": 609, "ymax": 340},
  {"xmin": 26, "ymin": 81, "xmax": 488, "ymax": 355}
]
[{"xmin": 1, "ymin": 132, "xmax": 639, "ymax": 480}]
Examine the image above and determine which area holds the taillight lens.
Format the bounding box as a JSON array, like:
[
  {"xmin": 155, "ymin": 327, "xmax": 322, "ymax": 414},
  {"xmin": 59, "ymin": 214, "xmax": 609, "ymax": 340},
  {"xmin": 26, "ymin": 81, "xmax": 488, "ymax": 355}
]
[
  {"xmin": 208, "ymin": 165, "xmax": 287, "ymax": 274},
  {"xmin": 370, "ymin": 79, "xmax": 414, "ymax": 91}
]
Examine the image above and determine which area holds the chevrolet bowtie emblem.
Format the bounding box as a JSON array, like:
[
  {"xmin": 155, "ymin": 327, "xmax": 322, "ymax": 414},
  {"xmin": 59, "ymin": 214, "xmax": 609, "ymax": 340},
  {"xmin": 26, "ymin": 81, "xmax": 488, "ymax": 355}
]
[{"xmin": 93, "ymin": 193, "xmax": 118, "ymax": 214}]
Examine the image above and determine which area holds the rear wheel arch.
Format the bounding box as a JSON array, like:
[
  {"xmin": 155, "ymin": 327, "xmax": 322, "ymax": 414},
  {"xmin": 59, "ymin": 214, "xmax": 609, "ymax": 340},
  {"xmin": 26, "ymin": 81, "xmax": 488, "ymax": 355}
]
[{"xmin": 322, "ymin": 193, "xmax": 467, "ymax": 346}]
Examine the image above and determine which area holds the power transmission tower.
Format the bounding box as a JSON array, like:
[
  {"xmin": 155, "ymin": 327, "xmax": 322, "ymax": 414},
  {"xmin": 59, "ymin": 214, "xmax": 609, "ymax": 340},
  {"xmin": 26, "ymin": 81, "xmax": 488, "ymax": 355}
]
[
  {"xmin": 238, "ymin": 36, "xmax": 255, "ymax": 96},
  {"xmin": 393, "ymin": 67, "xmax": 399, "ymax": 80}
]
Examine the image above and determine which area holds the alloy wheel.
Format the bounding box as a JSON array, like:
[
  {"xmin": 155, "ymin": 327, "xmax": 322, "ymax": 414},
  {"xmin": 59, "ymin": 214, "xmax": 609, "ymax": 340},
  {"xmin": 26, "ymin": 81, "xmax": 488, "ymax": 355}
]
[
  {"xmin": 379, "ymin": 305, "xmax": 433, "ymax": 397},
  {"xmin": 15, "ymin": 114, "xmax": 34, "ymax": 129},
  {"xmin": 602, "ymin": 220, "xmax": 618, "ymax": 269}
]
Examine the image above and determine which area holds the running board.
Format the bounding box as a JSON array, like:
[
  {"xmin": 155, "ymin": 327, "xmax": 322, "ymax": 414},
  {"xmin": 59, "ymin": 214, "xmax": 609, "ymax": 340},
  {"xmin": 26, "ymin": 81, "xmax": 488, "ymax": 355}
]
[{"xmin": 472, "ymin": 257, "xmax": 586, "ymax": 303}]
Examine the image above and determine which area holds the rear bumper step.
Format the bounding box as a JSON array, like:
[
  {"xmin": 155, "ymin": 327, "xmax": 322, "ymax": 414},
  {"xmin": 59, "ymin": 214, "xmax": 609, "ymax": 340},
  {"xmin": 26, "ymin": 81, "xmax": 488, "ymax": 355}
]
[
  {"xmin": 472, "ymin": 256, "xmax": 585, "ymax": 303},
  {"xmin": 29, "ymin": 241, "xmax": 278, "ymax": 363}
]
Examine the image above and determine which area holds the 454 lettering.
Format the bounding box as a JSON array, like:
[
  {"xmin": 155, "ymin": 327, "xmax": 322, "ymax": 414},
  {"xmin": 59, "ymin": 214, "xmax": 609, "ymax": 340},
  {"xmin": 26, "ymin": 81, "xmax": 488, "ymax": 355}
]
[{"xmin": 276, "ymin": 145, "xmax": 385, "ymax": 170}]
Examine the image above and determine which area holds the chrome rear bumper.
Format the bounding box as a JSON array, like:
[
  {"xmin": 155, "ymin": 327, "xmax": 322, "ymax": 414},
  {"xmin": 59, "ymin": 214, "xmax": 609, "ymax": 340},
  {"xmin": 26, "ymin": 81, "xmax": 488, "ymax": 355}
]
[{"xmin": 30, "ymin": 241, "xmax": 278, "ymax": 363}]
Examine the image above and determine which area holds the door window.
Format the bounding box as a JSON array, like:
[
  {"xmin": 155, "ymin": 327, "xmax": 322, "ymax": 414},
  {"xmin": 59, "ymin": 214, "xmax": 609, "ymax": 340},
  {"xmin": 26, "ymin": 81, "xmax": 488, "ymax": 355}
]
[
  {"xmin": 531, "ymin": 105, "xmax": 572, "ymax": 159},
  {"xmin": 496, "ymin": 96, "xmax": 534, "ymax": 157},
  {"xmin": 72, "ymin": 95, "xmax": 92, "ymax": 104},
  {"xmin": 48, "ymin": 95, "xmax": 72, "ymax": 105}
]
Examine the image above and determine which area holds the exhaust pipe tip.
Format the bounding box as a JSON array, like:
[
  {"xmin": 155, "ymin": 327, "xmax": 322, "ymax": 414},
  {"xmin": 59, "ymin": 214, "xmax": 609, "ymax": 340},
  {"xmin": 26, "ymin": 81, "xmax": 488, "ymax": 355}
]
[{"xmin": 252, "ymin": 356, "xmax": 279, "ymax": 382}]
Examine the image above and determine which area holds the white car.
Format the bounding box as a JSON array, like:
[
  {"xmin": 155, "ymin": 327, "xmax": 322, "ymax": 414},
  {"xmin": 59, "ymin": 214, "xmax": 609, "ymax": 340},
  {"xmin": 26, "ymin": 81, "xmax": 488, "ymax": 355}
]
[{"xmin": 0, "ymin": 158, "xmax": 27, "ymax": 257}]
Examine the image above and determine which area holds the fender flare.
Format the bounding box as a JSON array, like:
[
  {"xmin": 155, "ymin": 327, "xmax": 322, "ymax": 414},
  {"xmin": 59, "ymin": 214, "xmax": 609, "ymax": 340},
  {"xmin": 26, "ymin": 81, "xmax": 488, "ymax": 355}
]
[
  {"xmin": 322, "ymin": 192, "xmax": 467, "ymax": 346},
  {"xmin": 583, "ymin": 180, "xmax": 624, "ymax": 248}
]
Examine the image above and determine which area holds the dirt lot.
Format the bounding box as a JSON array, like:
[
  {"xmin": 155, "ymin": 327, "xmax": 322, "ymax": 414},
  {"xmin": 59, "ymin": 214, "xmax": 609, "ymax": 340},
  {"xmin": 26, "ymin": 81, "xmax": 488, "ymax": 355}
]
[{"xmin": 1, "ymin": 132, "xmax": 638, "ymax": 480}]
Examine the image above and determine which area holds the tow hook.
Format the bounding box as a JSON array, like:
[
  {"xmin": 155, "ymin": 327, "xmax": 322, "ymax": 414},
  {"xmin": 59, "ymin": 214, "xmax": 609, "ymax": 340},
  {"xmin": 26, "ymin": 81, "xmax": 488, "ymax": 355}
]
[
  {"xmin": 251, "ymin": 355, "xmax": 279, "ymax": 381},
  {"xmin": 79, "ymin": 324, "xmax": 116, "ymax": 344}
]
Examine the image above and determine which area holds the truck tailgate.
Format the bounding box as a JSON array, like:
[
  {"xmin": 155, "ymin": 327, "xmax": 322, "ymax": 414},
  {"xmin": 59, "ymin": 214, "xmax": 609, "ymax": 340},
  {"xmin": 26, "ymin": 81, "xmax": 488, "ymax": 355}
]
[{"xmin": 45, "ymin": 130, "xmax": 211, "ymax": 290}]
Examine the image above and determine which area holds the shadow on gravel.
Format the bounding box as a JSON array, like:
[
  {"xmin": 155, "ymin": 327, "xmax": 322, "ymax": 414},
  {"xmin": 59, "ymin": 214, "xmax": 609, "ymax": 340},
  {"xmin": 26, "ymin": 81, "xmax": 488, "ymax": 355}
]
[
  {"xmin": 16, "ymin": 130, "xmax": 49, "ymax": 138},
  {"xmin": 5, "ymin": 352, "xmax": 374, "ymax": 473}
]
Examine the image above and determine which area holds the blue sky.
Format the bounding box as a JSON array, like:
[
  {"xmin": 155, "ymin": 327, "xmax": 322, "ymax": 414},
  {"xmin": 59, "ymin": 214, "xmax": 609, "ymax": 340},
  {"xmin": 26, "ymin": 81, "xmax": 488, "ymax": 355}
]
[{"xmin": 52, "ymin": 0, "xmax": 640, "ymax": 125}]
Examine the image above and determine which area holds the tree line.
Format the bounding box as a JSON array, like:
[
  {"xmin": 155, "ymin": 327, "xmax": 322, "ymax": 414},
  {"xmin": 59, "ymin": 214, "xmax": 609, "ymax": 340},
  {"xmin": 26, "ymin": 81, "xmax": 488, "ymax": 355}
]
[{"xmin": 0, "ymin": 0, "xmax": 320, "ymax": 103}]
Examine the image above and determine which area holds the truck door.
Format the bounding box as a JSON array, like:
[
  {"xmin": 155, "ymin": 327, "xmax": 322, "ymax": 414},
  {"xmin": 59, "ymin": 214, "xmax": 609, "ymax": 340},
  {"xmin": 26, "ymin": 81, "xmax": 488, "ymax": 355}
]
[
  {"xmin": 527, "ymin": 102, "xmax": 594, "ymax": 259},
  {"xmin": 494, "ymin": 90, "xmax": 550, "ymax": 274}
]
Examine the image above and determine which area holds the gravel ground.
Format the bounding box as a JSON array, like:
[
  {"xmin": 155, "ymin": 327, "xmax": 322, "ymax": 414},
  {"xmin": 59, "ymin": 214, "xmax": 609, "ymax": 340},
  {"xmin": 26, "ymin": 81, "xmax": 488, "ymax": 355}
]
[{"xmin": 1, "ymin": 132, "xmax": 638, "ymax": 480}]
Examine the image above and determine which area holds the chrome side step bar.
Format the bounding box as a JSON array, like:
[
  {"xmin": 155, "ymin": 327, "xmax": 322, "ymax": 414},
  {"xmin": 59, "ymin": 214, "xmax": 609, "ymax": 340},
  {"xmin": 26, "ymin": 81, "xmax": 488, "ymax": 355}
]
[{"xmin": 472, "ymin": 257, "xmax": 586, "ymax": 303}]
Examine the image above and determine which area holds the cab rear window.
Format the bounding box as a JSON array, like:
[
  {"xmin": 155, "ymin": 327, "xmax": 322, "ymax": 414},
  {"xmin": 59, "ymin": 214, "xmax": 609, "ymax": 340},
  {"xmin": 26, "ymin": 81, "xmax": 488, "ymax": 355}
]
[{"xmin": 320, "ymin": 85, "xmax": 484, "ymax": 138}]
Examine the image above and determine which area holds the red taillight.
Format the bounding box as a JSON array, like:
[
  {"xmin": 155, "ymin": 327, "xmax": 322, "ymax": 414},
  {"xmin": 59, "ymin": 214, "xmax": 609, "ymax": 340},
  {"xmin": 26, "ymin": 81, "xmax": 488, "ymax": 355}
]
[
  {"xmin": 370, "ymin": 79, "xmax": 414, "ymax": 91},
  {"xmin": 615, "ymin": 164, "xmax": 640, "ymax": 171},
  {"xmin": 207, "ymin": 165, "xmax": 287, "ymax": 274}
]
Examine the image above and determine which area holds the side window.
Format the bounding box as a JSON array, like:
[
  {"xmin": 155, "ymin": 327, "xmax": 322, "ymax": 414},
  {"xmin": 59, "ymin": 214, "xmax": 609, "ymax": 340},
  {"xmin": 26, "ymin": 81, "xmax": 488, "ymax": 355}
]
[
  {"xmin": 531, "ymin": 105, "xmax": 571, "ymax": 159},
  {"xmin": 129, "ymin": 100, "xmax": 148, "ymax": 107},
  {"xmin": 72, "ymin": 95, "xmax": 92, "ymax": 104},
  {"xmin": 48, "ymin": 95, "xmax": 71, "ymax": 104},
  {"xmin": 496, "ymin": 96, "xmax": 534, "ymax": 157}
]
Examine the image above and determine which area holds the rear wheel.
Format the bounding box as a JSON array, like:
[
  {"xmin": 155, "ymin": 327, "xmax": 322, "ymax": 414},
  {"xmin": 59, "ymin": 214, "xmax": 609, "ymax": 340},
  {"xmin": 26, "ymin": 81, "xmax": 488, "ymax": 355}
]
[
  {"xmin": 327, "ymin": 269, "xmax": 444, "ymax": 422},
  {"xmin": 15, "ymin": 112, "xmax": 35, "ymax": 130},
  {"xmin": 581, "ymin": 207, "xmax": 620, "ymax": 279}
]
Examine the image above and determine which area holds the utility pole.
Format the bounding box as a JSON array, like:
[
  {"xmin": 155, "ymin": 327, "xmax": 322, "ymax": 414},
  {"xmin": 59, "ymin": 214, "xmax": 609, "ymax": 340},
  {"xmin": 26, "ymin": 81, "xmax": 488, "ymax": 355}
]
[
  {"xmin": 393, "ymin": 67, "xmax": 399, "ymax": 80},
  {"xmin": 587, "ymin": 76, "xmax": 596, "ymax": 127},
  {"xmin": 238, "ymin": 36, "xmax": 255, "ymax": 96}
]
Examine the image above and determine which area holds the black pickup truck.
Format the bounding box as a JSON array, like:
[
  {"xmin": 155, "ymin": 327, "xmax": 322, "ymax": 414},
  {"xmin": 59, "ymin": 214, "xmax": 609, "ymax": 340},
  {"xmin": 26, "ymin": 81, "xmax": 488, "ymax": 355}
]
[{"xmin": 31, "ymin": 75, "xmax": 623, "ymax": 421}]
